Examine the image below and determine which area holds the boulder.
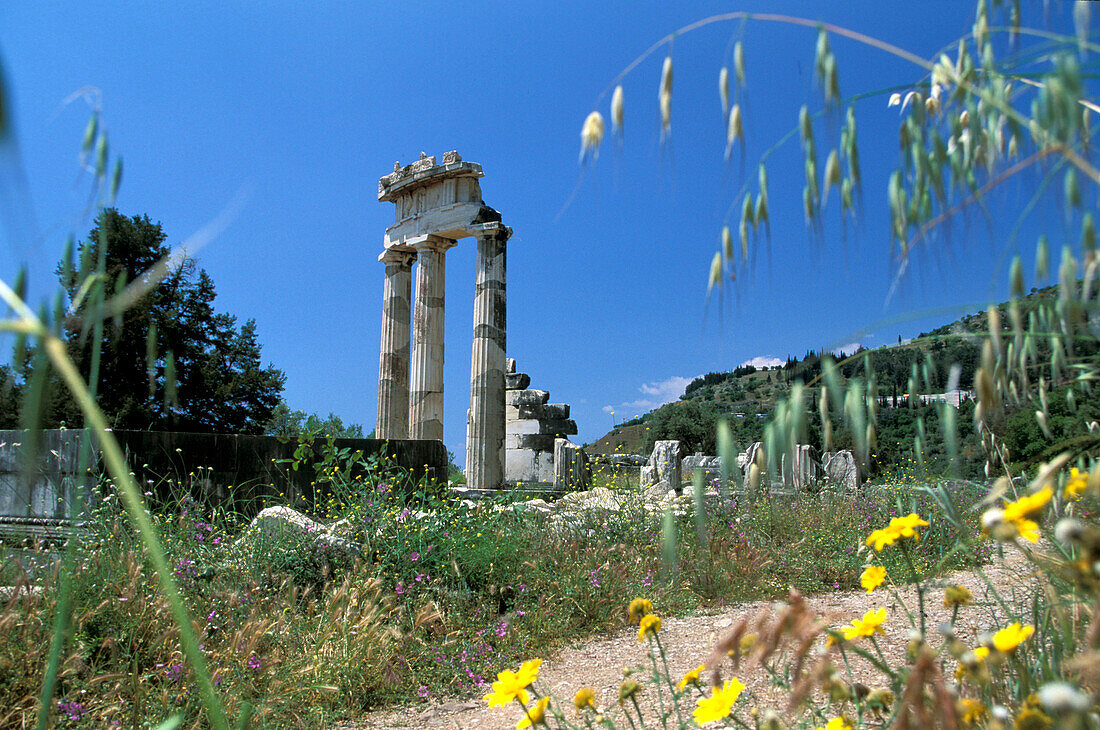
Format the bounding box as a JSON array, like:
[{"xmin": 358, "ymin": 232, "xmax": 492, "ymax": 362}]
[
  {"xmin": 682, "ymin": 452, "xmax": 723, "ymax": 478},
  {"xmin": 822, "ymin": 450, "xmax": 860, "ymax": 491},
  {"xmin": 237, "ymin": 506, "xmax": 362, "ymax": 562},
  {"xmin": 559, "ymin": 486, "xmax": 620, "ymax": 511},
  {"xmin": 642, "ymin": 478, "xmax": 674, "ymax": 501},
  {"xmin": 642, "ymin": 440, "xmax": 681, "ymax": 489}
]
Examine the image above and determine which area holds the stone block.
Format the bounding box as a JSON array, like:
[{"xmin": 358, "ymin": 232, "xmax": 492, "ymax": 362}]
[
  {"xmin": 553, "ymin": 438, "xmax": 590, "ymax": 492},
  {"xmin": 506, "ymin": 389, "xmax": 549, "ymax": 407},
  {"xmin": 505, "ymin": 357, "xmax": 516, "ymax": 374},
  {"xmin": 536, "ymin": 451, "xmax": 555, "ymax": 483},
  {"xmin": 642, "ymin": 479, "xmax": 673, "ymax": 501},
  {"xmin": 238, "ymin": 506, "xmax": 362, "ymax": 562},
  {"xmin": 506, "ymin": 448, "xmax": 540, "ymax": 483},
  {"xmin": 507, "ymin": 419, "xmax": 543, "ymax": 435},
  {"xmin": 642, "ymin": 440, "xmax": 681, "ymax": 488},
  {"xmin": 505, "ymin": 372, "xmax": 531, "ymax": 390},
  {"xmin": 780, "ymin": 444, "xmax": 819, "ymax": 491},
  {"xmin": 822, "ymin": 450, "xmax": 860, "ymax": 491},
  {"xmin": 682, "ymin": 453, "xmax": 723, "ymax": 476},
  {"xmin": 511, "ymin": 434, "xmax": 558, "ymax": 452},
  {"xmin": 508, "ymin": 418, "xmax": 577, "ymax": 436},
  {"xmin": 516, "ymin": 403, "xmax": 570, "ymax": 420},
  {"xmin": 741, "ymin": 442, "xmax": 764, "ymax": 479}
]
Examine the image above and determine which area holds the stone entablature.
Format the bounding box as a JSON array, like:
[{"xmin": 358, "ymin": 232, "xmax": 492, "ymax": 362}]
[
  {"xmin": 504, "ymin": 358, "xmax": 577, "ymax": 485},
  {"xmin": 378, "ymin": 151, "xmax": 501, "ymax": 249}
]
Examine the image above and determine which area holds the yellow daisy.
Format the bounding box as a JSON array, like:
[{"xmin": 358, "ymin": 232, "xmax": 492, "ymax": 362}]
[
  {"xmin": 860, "ymin": 565, "xmax": 887, "ymax": 593},
  {"xmin": 516, "ymin": 696, "xmax": 550, "ymax": 729},
  {"xmin": 693, "ymin": 678, "xmax": 745, "ymax": 726}
]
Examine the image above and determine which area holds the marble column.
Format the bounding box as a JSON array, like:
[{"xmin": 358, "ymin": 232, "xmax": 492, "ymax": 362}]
[
  {"xmin": 466, "ymin": 227, "xmax": 509, "ymax": 489},
  {"xmin": 376, "ymin": 248, "xmax": 415, "ymax": 440},
  {"xmin": 409, "ymin": 235, "xmax": 456, "ymax": 441}
]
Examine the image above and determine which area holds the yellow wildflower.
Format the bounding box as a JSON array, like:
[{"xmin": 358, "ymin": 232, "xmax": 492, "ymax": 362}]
[
  {"xmin": 959, "ymin": 697, "xmax": 988, "ymax": 726},
  {"xmin": 516, "ymin": 696, "xmax": 549, "ymax": 729},
  {"xmin": 865, "ymin": 513, "xmax": 928, "ymax": 550},
  {"xmin": 816, "ymin": 717, "xmax": 853, "ymax": 730},
  {"xmin": 1004, "ymin": 487, "xmax": 1052, "ymax": 523},
  {"xmin": 893, "ymin": 512, "xmax": 930, "ymax": 538},
  {"xmin": 841, "ymin": 607, "xmax": 887, "ymax": 641},
  {"xmin": 955, "ymin": 645, "xmax": 989, "ymax": 682},
  {"xmin": 865, "ymin": 525, "xmax": 899, "ymax": 551},
  {"xmin": 483, "ymin": 659, "xmax": 542, "ymax": 707},
  {"xmin": 860, "ymin": 565, "xmax": 887, "ymax": 593},
  {"xmin": 637, "ymin": 614, "xmax": 661, "ymax": 641},
  {"xmin": 1015, "ymin": 518, "xmax": 1041, "ymax": 542},
  {"xmin": 693, "ymin": 678, "xmax": 745, "ymax": 726},
  {"xmin": 678, "ymin": 665, "xmax": 705, "ymax": 691},
  {"xmin": 628, "ymin": 598, "xmax": 653, "ymax": 624},
  {"xmin": 993, "ymin": 622, "xmax": 1034, "ymax": 653},
  {"xmin": 573, "ymin": 687, "xmax": 596, "ymax": 711},
  {"xmin": 1064, "ymin": 468, "xmax": 1087, "ymax": 500},
  {"xmin": 1014, "ymin": 707, "xmax": 1053, "ymax": 730}
]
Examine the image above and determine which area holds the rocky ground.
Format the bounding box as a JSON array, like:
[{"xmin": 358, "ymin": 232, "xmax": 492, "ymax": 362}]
[{"xmin": 339, "ymin": 546, "xmax": 1035, "ymax": 730}]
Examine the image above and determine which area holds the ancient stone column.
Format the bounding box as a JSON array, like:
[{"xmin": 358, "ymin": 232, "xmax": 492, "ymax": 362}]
[
  {"xmin": 376, "ymin": 248, "xmax": 415, "ymax": 440},
  {"xmin": 409, "ymin": 236, "xmax": 456, "ymax": 441},
  {"xmin": 465, "ymin": 227, "xmax": 510, "ymax": 489}
]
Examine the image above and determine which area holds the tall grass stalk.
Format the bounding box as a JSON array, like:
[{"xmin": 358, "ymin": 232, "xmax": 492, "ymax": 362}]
[{"xmin": 0, "ymin": 281, "xmax": 229, "ymax": 728}]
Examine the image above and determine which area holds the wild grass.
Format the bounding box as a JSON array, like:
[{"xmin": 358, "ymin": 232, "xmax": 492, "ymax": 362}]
[{"xmin": 0, "ymin": 459, "xmax": 991, "ymax": 727}]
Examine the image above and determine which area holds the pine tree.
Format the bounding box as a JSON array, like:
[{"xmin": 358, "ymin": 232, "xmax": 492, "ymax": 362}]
[{"xmin": 57, "ymin": 208, "xmax": 285, "ymax": 432}]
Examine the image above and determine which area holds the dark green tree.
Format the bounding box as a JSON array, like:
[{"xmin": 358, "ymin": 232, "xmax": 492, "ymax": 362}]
[
  {"xmin": 0, "ymin": 364, "xmax": 18, "ymax": 428},
  {"xmin": 58, "ymin": 208, "xmax": 285, "ymax": 433},
  {"xmin": 264, "ymin": 400, "xmax": 366, "ymax": 438}
]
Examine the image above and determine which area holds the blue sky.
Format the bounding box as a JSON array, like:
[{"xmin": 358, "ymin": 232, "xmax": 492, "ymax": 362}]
[{"xmin": 0, "ymin": 2, "xmax": 1083, "ymax": 462}]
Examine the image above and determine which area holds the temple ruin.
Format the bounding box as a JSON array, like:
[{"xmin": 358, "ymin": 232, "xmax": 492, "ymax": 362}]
[{"xmin": 375, "ymin": 151, "xmax": 510, "ymax": 490}]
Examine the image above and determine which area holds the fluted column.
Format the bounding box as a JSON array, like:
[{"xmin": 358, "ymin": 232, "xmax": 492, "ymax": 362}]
[
  {"xmin": 376, "ymin": 248, "xmax": 415, "ymax": 439},
  {"xmin": 466, "ymin": 226, "xmax": 510, "ymax": 489},
  {"xmin": 409, "ymin": 235, "xmax": 456, "ymax": 441}
]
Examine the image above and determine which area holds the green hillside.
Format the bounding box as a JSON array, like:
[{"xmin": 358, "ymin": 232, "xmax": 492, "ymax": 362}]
[{"xmin": 585, "ymin": 285, "xmax": 1099, "ymax": 478}]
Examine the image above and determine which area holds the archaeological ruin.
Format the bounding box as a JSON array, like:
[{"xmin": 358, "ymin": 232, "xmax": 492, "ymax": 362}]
[{"xmin": 374, "ymin": 151, "xmax": 510, "ymax": 490}]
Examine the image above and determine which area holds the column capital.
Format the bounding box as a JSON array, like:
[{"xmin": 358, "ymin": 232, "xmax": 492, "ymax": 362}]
[
  {"xmin": 470, "ymin": 222, "xmax": 512, "ymax": 243},
  {"xmin": 407, "ymin": 234, "xmax": 458, "ymax": 253},
  {"xmin": 379, "ymin": 248, "xmax": 416, "ymax": 266}
]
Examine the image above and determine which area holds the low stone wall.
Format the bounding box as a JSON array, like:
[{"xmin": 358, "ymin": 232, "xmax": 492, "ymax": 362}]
[{"xmin": 0, "ymin": 430, "xmax": 447, "ymax": 539}]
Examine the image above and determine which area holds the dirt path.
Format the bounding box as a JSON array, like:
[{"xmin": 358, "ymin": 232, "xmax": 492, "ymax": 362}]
[{"xmin": 339, "ymin": 548, "xmax": 1035, "ymax": 730}]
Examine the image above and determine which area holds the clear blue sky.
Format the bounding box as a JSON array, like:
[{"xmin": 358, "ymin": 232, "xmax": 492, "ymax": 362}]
[{"xmin": 0, "ymin": 2, "xmax": 1082, "ymax": 462}]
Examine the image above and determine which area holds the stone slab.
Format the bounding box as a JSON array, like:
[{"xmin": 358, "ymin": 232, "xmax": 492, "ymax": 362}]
[
  {"xmin": 506, "ymin": 389, "xmax": 550, "ymax": 407},
  {"xmin": 506, "ymin": 433, "xmax": 558, "ymax": 452},
  {"xmin": 505, "ymin": 372, "xmax": 531, "ymax": 390},
  {"xmin": 505, "ymin": 418, "xmax": 576, "ymax": 436},
  {"xmin": 515, "ymin": 403, "xmax": 570, "ymax": 420}
]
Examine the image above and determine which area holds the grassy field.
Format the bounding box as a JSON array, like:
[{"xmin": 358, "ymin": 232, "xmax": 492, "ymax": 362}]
[{"xmin": 0, "ymin": 455, "xmax": 996, "ymax": 728}]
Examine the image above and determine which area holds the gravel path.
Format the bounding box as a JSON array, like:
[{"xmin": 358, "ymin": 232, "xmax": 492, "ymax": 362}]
[{"xmin": 339, "ymin": 547, "xmax": 1035, "ymax": 730}]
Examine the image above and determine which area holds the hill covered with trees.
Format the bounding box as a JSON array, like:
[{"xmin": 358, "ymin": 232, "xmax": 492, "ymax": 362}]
[{"xmin": 586, "ymin": 285, "xmax": 1097, "ymax": 479}]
